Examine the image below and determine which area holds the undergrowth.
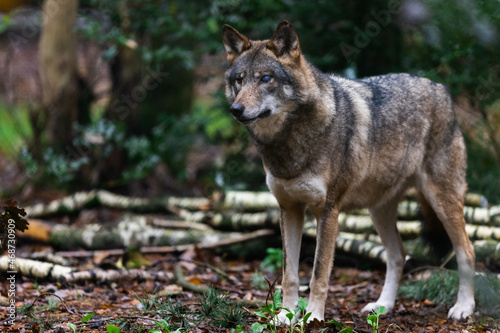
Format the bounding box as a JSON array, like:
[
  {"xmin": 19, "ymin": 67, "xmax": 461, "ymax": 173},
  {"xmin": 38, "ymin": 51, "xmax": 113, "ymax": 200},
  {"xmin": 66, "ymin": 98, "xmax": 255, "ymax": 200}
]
[{"xmin": 399, "ymin": 269, "xmax": 500, "ymax": 317}]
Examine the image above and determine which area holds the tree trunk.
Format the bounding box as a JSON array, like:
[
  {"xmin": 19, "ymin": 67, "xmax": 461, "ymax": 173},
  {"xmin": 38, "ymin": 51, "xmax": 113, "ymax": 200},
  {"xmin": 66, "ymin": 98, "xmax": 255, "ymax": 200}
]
[{"xmin": 39, "ymin": 0, "xmax": 80, "ymax": 148}]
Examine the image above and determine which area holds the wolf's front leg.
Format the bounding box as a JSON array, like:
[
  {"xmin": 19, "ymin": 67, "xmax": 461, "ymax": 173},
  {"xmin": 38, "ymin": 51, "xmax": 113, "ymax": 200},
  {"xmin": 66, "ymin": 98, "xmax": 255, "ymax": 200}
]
[
  {"xmin": 275, "ymin": 204, "xmax": 306, "ymax": 325},
  {"xmin": 306, "ymin": 205, "xmax": 339, "ymax": 322}
]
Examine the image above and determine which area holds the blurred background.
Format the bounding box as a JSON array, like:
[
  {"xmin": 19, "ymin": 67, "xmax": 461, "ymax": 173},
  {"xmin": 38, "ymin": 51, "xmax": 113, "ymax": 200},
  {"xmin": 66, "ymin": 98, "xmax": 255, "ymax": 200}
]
[{"xmin": 0, "ymin": 0, "xmax": 499, "ymax": 203}]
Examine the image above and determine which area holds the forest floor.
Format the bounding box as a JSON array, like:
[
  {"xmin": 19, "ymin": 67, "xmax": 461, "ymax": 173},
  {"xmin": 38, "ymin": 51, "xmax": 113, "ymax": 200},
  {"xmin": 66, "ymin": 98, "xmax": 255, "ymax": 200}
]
[
  {"xmin": 1, "ymin": 154, "xmax": 499, "ymax": 332},
  {"xmin": 1, "ymin": 244, "xmax": 499, "ymax": 333}
]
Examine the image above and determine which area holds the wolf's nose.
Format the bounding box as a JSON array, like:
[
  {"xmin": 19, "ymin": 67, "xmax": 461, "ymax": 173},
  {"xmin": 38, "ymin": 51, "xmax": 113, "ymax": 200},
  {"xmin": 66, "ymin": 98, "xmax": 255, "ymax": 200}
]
[{"xmin": 230, "ymin": 103, "xmax": 245, "ymax": 117}]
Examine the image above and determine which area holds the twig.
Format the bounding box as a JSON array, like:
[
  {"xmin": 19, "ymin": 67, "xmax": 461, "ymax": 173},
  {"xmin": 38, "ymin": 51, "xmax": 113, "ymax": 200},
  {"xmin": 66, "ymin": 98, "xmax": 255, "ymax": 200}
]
[
  {"xmin": 174, "ymin": 264, "xmax": 210, "ymax": 294},
  {"xmin": 24, "ymin": 292, "xmax": 77, "ymax": 315},
  {"xmin": 439, "ymin": 250, "xmax": 456, "ymax": 269}
]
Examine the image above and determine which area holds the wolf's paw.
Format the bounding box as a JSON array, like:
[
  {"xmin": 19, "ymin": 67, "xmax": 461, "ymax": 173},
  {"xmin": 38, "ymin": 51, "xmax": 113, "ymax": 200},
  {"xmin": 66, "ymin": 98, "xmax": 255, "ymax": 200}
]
[
  {"xmin": 361, "ymin": 302, "xmax": 393, "ymax": 314},
  {"xmin": 448, "ymin": 301, "xmax": 475, "ymax": 320},
  {"xmin": 305, "ymin": 311, "xmax": 324, "ymax": 323}
]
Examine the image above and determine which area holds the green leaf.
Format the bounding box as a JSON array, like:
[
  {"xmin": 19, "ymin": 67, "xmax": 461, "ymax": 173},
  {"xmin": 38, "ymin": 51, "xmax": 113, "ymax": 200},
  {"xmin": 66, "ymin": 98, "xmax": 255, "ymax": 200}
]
[
  {"xmin": 230, "ymin": 325, "xmax": 244, "ymax": 333},
  {"xmin": 339, "ymin": 327, "xmax": 354, "ymax": 333},
  {"xmin": 375, "ymin": 306, "xmax": 386, "ymax": 315},
  {"xmin": 106, "ymin": 325, "xmax": 121, "ymax": 333},
  {"xmin": 154, "ymin": 319, "xmax": 169, "ymax": 329},
  {"xmin": 67, "ymin": 323, "xmax": 77, "ymax": 333},
  {"xmin": 286, "ymin": 312, "xmax": 294, "ymax": 321},
  {"xmin": 366, "ymin": 314, "xmax": 376, "ymax": 326},
  {"xmin": 297, "ymin": 297, "xmax": 308, "ymax": 311},
  {"xmin": 253, "ymin": 311, "xmax": 269, "ymax": 318},
  {"xmin": 82, "ymin": 312, "xmax": 96, "ymax": 323},
  {"xmin": 303, "ymin": 312, "xmax": 312, "ymax": 322},
  {"xmin": 326, "ymin": 318, "xmax": 343, "ymax": 329},
  {"xmin": 250, "ymin": 322, "xmax": 267, "ymax": 333},
  {"xmin": 149, "ymin": 330, "xmax": 162, "ymax": 333}
]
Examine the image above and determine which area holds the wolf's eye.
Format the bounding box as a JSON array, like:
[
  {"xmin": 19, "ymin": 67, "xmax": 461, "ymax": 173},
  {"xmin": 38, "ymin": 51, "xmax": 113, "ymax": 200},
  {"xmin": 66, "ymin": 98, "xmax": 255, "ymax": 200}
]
[
  {"xmin": 235, "ymin": 78, "xmax": 243, "ymax": 85},
  {"xmin": 261, "ymin": 75, "xmax": 272, "ymax": 83}
]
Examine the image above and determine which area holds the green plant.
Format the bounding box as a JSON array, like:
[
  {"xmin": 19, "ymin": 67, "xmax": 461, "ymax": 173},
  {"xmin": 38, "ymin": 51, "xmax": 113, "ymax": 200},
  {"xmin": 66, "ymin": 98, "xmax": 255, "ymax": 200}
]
[
  {"xmin": 198, "ymin": 287, "xmax": 247, "ymax": 328},
  {"xmin": 399, "ymin": 269, "xmax": 459, "ymax": 305},
  {"xmin": 37, "ymin": 296, "xmax": 59, "ymax": 312},
  {"xmin": 68, "ymin": 312, "xmax": 96, "ymax": 333},
  {"xmin": 229, "ymin": 325, "xmax": 244, "ymax": 333},
  {"xmin": 284, "ymin": 297, "xmax": 311, "ymax": 333},
  {"xmin": 150, "ymin": 319, "xmax": 183, "ymax": 333},
  {"xmin": 260, "ymin": 248, "xmax": 283, "ymax": 273},
  {"xmin": 106, "ymin": 325, "xmax": 121, "ymax": 333},
  {"xmin": 211, "ymin": 304, "xmax": 248, "ymax": 328},
  {"xmin": 253, "ymin": 289, "xmax": 283, "ymax": 333},
  {"xmin": 198, "ymin": 287, "xmax": 223, "ymax": 318},
  {"xmin": 136, "ymin": 287, "xmax": 248, "ymax": 331},
  {"xmin": 324, "ymin": 318, "xmax": 357, "ymax": 333},
  {"xmin": 366, "ymin": 306, "xmax": 386, "ymax": 333}
]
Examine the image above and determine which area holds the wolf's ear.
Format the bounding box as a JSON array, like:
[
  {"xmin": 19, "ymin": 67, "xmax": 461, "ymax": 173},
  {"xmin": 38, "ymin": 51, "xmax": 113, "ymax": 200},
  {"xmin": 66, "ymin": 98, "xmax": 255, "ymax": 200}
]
[
  {"xmin": 222, "ymin": 25, "xmax": 251, "ymax": 64},
  {"xmin": 267, "ymin": 20, "xmax": 300, "ymax": 61}
]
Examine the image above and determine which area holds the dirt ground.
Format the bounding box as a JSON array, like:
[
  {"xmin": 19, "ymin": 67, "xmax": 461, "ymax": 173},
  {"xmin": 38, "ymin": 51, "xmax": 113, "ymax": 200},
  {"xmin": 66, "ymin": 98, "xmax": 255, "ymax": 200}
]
[{"xmin": 1, "ymin": 245, "xmax": 498, "ymax": 333}]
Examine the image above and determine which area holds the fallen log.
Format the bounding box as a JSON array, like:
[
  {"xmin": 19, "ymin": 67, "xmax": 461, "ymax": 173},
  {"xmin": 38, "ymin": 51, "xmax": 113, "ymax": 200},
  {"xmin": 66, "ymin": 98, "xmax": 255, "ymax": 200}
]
[
  {"xmin": 0, "ymin": 256, "xmax": 73, "ymax": 279},
  {"xmin": 210, "ymin": 191, "xmax": 497, "ymax": 225},
  {"xmin": 463, "ymin": 205, "xmax": 500, "ymax": 226},
  {"xmin": 19, "ymin": 215, "xmax": 274, "ymax": 251},
  {"xmin": 60, "ymin": 268, "xmax": 173, "ymax": 284},
  {"xmin": 53, "ymin": 229, "xmax": 276, "ymax": 258},
  {"xmin": 404, "ymin": 188, "xmax": 488, "ymax": 208},
  {"xmin": 0, "ymin": 256, "xmax": 174, "ymax": 282},
  {"xmin": 24, "ymin": 190, "xmax": 210, "ymax": 218},
  {"xmin": 211, "ymin": 191, "xmax": 278, "ymax": 211}
]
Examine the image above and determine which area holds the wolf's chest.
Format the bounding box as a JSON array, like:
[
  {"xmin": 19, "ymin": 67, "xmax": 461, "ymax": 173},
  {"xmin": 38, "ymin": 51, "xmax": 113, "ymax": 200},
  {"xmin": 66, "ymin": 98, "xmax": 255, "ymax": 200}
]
[{"xmin": 266, "ymin": 172, "xmax": 328, "ymax": 212}]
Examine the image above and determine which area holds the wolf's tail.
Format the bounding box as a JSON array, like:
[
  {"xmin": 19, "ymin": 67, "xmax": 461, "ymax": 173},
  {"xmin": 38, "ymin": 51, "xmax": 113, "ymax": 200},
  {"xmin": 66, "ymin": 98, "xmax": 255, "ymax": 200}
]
[{"xmin": 417, "ymin": 192, "xmax": 453, "ymax": 262}]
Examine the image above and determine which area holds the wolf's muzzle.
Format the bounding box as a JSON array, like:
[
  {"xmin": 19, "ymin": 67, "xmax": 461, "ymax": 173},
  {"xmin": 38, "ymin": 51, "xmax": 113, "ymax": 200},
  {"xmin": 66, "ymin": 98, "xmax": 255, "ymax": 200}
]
[{"xmin": 230, "ymin": 103, "xmax": 245, "ymax": 117}]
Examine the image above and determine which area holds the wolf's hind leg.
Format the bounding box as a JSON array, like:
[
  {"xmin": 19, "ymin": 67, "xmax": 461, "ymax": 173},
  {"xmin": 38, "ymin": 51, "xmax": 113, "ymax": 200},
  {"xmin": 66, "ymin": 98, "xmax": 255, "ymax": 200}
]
[
  {"xmin": 418, "ymin": 181, "xmax": 475, "ymax": 320},
  {"xmin": 362, "ymin": 197, "xmax": 405, "ymax": 314}
]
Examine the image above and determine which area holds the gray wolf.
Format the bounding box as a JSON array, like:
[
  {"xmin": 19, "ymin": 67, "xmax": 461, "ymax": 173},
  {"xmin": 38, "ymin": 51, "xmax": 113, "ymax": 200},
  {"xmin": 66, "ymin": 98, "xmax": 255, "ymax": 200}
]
[{"xmin": 222, "ymin": 20, "xmax": 475, "ymax": 323}]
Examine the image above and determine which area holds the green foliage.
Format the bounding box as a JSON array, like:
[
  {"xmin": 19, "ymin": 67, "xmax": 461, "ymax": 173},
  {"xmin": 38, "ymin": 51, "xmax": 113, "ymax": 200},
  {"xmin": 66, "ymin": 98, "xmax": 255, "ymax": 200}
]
[
  {"xmin": 399, "ymin": 269, "xmax": 460, "ymax": 305},
  {"xmin": 0, "ymin": 15, "xmax": 13, "ymax": 34},
  {"xmin": 198, "ymin": 287, "xmax": 248, "ymax": 327},
  {"xmin": 253, "ymin": 289, "xmax": 283, "ymax": 333},
  {"xmin": 150, "ymin": 319, "xmax": 183, "ymax": 333},
  {"xmin": 465, "ymin": 134, "xmax": 500, "ymax": 204},
  {"xmin": 260, "ymin": 248, "xmax": 283, "ymax": 273},
  {"xmin": 0, "ymin": 104, "xmax": 32, "ymax": 158},
  {"xmin": 251, "ymin": 289, "xmax": 359, "ymax": 332},
  {"xmin": 7, "ymin": 0, "xmax": 499, "ymax": 199},
  {"xmin": 400, "ymin": 269, "xmax": 500, "ymax": 316},
  {"xmin": 366, "ymin": 306, "xmax": 386, "ymax": 333},
  {"xmin": 20, "ymin": 118, "xmax": 188, "ymax": 187},
  {"xmin": 136, "ymin": 287, "xmax": 247, "ymax": 331},
  {"xmin": 68, "ymin": 312, "xmax": 96, "ymax": 333},
  {"xmin": 286, "ymin": 297, "xmax": 311, "ymax": 333},
  {"xmin": 474, "ymin": 273, "xmax": 500, "ymax": 317},
  {"xmin": 106, "ymin": 325, "xmax": 121, "ymax": 333}
]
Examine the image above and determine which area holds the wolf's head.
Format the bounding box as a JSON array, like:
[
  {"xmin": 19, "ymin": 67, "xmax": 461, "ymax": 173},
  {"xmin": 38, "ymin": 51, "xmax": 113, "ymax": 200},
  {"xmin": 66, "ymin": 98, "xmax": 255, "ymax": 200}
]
[{"xmin": 222, "ymin": 20, "xmax": 310, "ymax": 135}]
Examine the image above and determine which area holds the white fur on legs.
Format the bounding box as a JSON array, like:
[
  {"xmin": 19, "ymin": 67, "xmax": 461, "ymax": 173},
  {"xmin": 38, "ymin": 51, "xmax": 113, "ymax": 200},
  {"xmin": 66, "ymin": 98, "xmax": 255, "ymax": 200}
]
[
  {"xmin": 305, "ymin": 275, "xmax": 328, "ymax": 322},
  {"xmin": 448, "ymin": 250, "xmax": 475, "ymax": 320},
  {"xmin": 418, "ymin": 180, "xmax": 476, "ymax": 320},
  {"xmin": 305, "ymin": 207, "xmax": 340, "ymax": 323},
  {"xmin": 274, "ymin": 205, "xmax": 305, "ymax": 326},
  {"xmin": 362, "ymin": 200, "xmax": 405, "ymax": 314}
]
